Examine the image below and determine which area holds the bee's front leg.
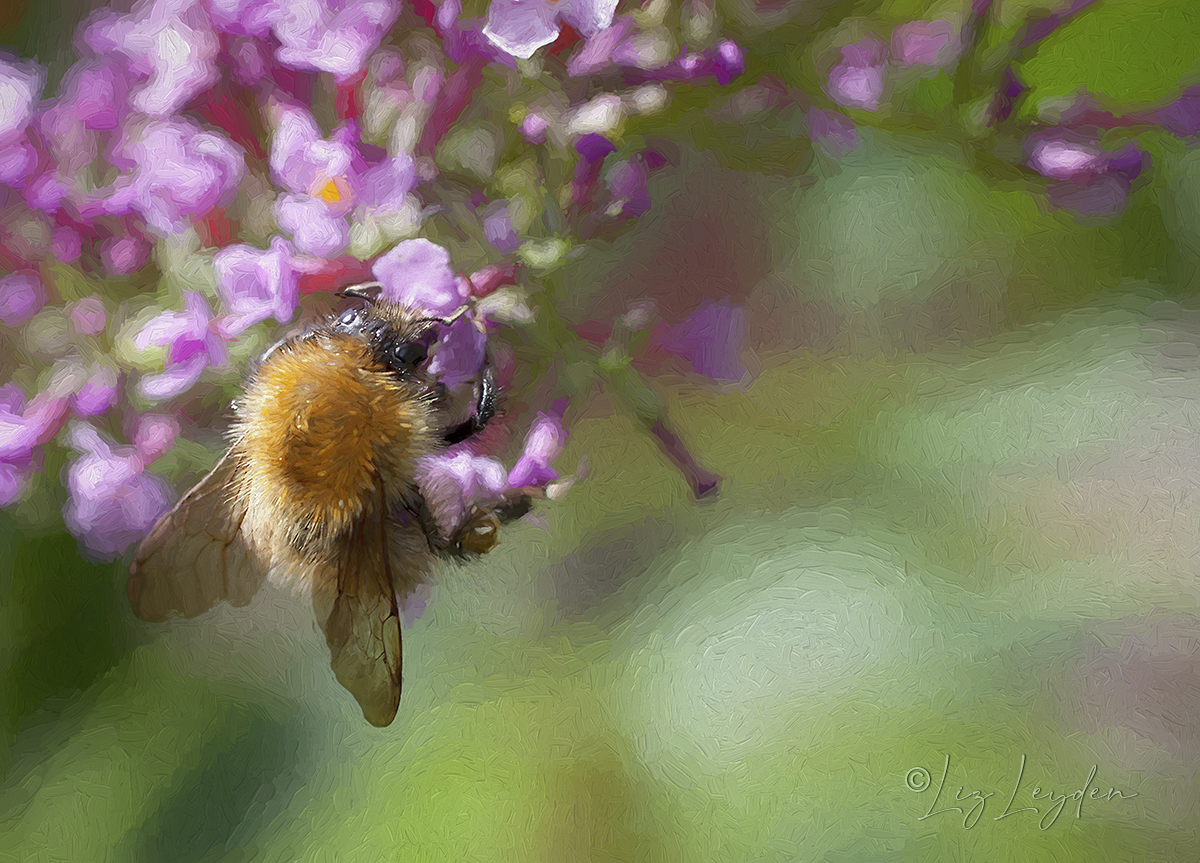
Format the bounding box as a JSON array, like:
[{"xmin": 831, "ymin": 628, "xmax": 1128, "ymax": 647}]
[{"xmin": 442, "ymin": 365, "xmax": 497, "ymax": 445}]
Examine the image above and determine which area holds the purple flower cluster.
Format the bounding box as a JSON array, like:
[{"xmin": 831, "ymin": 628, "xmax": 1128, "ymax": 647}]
[
  {"xmin": 811, "ymin": 8, "xmax": 1174, "ymax": 221},
  {"xmin": 11, "ymin": 0, "xmax": 1181, "ymax": 565},
  {"xmin": 1, "ymin": 0, "xmax": 644, "ymax": 558},
  {"xmin": 62, "ymin": 422, "xmax": 173, "ymax": 560},
  {"xmin": 1022, "ymin": 129, "xmax": 1147, "ymax": 217},
  {"xmin": 824, "ymin": 23, "xmax": 960, "ymax": 113}
]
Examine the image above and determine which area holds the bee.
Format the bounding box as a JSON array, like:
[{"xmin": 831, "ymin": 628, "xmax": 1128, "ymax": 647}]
[{"xmin": 127, "ymin": 284, "xmax": 534, "ymax": 726}]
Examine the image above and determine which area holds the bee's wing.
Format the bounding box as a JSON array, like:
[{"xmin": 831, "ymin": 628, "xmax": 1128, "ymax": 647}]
[
  {"xmin": 313, "ymin": 496, "xmax": 406, "ymax": 728},
  {"xmin": 128, "ymin": 450, "xmax": 265, "ymax": 621}
]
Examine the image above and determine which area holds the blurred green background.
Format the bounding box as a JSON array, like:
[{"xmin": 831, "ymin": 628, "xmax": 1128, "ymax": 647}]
[{"xmin": 4, "ymin": 0, "xmax": 1200, "ymax": 860}]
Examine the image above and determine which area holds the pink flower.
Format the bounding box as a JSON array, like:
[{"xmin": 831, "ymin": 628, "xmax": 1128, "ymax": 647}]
[
  {"xmin": 70, "ymin": 364, "xmax": 120, "ymax": 418},
  {"xmin": 99, "ymin": 235, "xmax": 152, "ymax": 275},
  {"xmin": 520, "ymin": 112, "xmax": 549, "ymax": 144},
  {"xmin": 805, "ymin": 109, "xmax": 861, "ymax": 158},
  {"xmin": 271, "ymin": 0, "xmax": 403, "ymax": 81},
  {"xmin": 653, "ymin": 301, "xmax": 747, "ymax": 383},
  {"xmin": 214, "ymin": 236, "xmax": 299, "ymax": 336},
  {"xmin": 891, "ymin": 19, "xmax": 958, "ymax": 68},
  {"xmin": 133, "ymin": 413, "xmax": 180, "ymax": 462},
  {"xmin": 0, "ymin": 54, "xmax": 43, "ymax": 186},
  {"xmin": 0, "ymin": 272, "xmax": 47, "ymax": 327},
  {"xmin": 826, "ymin": 38, "xmax": 887, "ymax": 111},
  {"xmin": 52, "ymin": 227, "xmax": 84, "ymax": 264},
  {"xmin": 483, "ymin": 0, "xmax": 619, "ymax": 59},
  {"xmin": 62, "ymin": 422, "xmax": 172, "ymax": 560},
  {"xmin": 507, "ymin": 407, "xmax": 568, "ymax": 488},
  {"xmin": 269, "ymin": 107, "xmax": 414, "ymax": 257},
  {"xmin": 134, "ymin": 291, "xmax": 227, "ymax": 401},
  {"xmin": 482, "ymin": 200, "xmax": 521, "ymax": 253},
  {"xmin": 0, "ymin": 461, "xmax": 29, "ymax": 506},
  {"xmin": 106, "ymin": 117, "xmax": 246, "ymax": 237},
  {"xmin": 81, "ymin": 0, "xmax": 220, "ymax": 118},
  {"xmin": 0, "ymin": 383, "xmax": 70, "ymax": 466},
  {"xmin": 417, "ymin": 405, "xmax": 568, "ymax": 534},
  {"xmin": 418, "ymin": 451, "xmax": 510, "ymax": 537},
  {"xmin": 0, "ymin": 55, "xmax": 42, "ymax": 145},
  {"xmin": 1027, "ymin": 136, "xmax": 1104, "ymax": 181}
]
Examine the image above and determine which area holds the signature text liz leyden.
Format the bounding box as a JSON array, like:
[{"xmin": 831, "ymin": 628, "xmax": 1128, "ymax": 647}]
[{"xmin": 905, "ymin": 753, "xmax": 1138, "ymax": 829}]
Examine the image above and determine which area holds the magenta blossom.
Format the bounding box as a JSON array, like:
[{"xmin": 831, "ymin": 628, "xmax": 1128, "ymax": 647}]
[
  {"xmin": 652, "ymin": 301, "xmax": 747, "ymax": 383},
  {"xmin": 270, "ymin": 0, "xmax": 403, "ymax": 81},
  {"xmin": 214, "ymin": 235, "xmax": 300, "ymax": 336},
  {"xmin": 208, "ymin": 0, "xmax": 276, "ymax": 38},
  {"xmin": 134, "ymin": 291, "xmax": 227, "ymax": 401},
  {"xmin": 70, "ymin": 364, "xmax": 120, "ymax": 418},
  {"xmin": 566, "ymin": 17, "xmax": 634, "ymax": 77},
  {"xmin": 0, "ymin": 272, "xmax": 47, "ymax": 327},
  {"xmin": 80, "ymin": 0, "xmax": 220, "ymax": 118},
  {"xmin": 133, "ymin": 413, "xmax": 180, "ymax": 462},
  {"xmin": 0, "ymin": 461, "xmax": 29, "ymax": 506},
  {"xmin": 891, "ymin": 19, "xmax": 959, "ymax": 68},
  {"xmin": 270, "ymin": 107, "xmax": 415, "ymax": 257},
  {"xmin": 483, "ymin": 0, "xmax": 619, "ymax": 59},
  {"xmin": 99, "ymin": 234, "xmax": 152, "ymax": 276},
  {"xmin": 62, "ymin": 422, "xmax": 172, "ymax": 560},
  {"xmin": 0, "ymin": 382, "xmax": 70, "ymax": 468},
  {"xmin": 826, "ymin": 38, "xmax": 887, "ymax": 111},
  {"xmin": 371, "ymin": 239, "xmax": 485, "ymax": 388},
  {"xmin": 507, "ymin": 407, "xmax": 568, "ymax": 488},
  {"xmin": 604, "ymin": 158, "xmax": 651, "ymax": 219},
  {"xmin": 418, "ymin": 407, "xmax": 567, "ymax": 536},
  {"xmin": 0, "ymin": 378, "xmax": 55, "ymax": 505},
  {"xmin": 102, "ymin": 117, "xmax": 246, "ymax": 237},
  {"xmin": 1025, "ymin": 131, "xmax": 1147, "ymax": 216},
  {"xmin": 49, "ymin": 58, "xmax": 128, "ymax": 133},
  {"xmin": 32, "ymin": 60, "xmax": 129, "ymax": 203},
  {"xmin": 271, "ymin": 108, "xmax": 358, "ymax": 203},
  {"xmin": 0, "ymin": 384, "xmax": 38, "ymax": 466},
  {"xmin": 0, "ymin": 55, "xmax": 43, "ymax": 187},
  {"xmin": 429, "ymin": 0, "xmax": 518, "ymax": 67},
  {"xmin": 520, "ymin": 111, "xmax": 549, "ymax": 144},
  {"xmin": 0, "ymin": 56, "xmax": 41, "ymax": 145},
  {"xmin": 372, "ymin": 238, "xmax": 468, "ymax": 314},
  {"xmin": 51, "ymin": 227, "xmax": 84, "ymax": 264},
  {"xmin": 1026, "ymin": 134, "xmax": 1105, "ymax": 181},
  {"xmin": 418, "ymin": 451, "xmax": 508, "ymax": 537},
  {"xmin": 482, "ymin": 200, "xmax": 521, "ymax": 253},
  {"xmin": 1159, "ymin": 85, "xmax": 1200, "ymax": 138}
]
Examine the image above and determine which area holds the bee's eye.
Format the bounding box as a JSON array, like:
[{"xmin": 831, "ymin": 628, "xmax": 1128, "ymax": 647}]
[
  {"xmin": 392, "ymin": 341, "xmax": 427, "ymax": 367},
  {"xmin": 338, "ymin": 309, "xmax": 359, "ymax": 327}
]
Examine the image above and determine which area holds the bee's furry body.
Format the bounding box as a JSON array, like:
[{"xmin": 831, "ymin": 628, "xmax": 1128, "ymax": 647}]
[
  {"xmin": 128, "ymin": 294, "xmax": 526, "ymax": 726},
  {"xmin": 234, "ymin": 327, "xmax": 437, "ymax": 577}
]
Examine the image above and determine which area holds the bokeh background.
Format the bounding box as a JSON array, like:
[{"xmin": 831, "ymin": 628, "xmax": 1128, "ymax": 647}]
[{"xmin": 2, "ymin": 0, "xmax": 1199, "ymax": 860}]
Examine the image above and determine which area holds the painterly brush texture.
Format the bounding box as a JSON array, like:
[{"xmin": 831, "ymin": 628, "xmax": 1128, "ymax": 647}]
[{"xmin": 2, "ymin": 0, "xmax": 1199, "ymax": 859}]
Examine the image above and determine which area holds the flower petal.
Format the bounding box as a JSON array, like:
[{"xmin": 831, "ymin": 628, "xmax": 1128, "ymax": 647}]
[
  {"xmin": 483, "ymin": 0, "xmax": 561, "ymax": 59},
  {"xmin": 372, "ymin": 238, "xmax": 465, "ymax": 314}
]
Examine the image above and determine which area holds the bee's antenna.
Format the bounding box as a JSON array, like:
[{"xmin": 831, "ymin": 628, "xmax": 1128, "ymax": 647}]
[
  {"xmin": 416, "ymin": 299, "xmax": 474, "ymax": 329},
  {"xmin": 338, "ymin": 282, "xmax": 384, "ymax": 303},
  {"xmin": 415, "ymin": 270, "xmax": 481, "ymax": 329}
]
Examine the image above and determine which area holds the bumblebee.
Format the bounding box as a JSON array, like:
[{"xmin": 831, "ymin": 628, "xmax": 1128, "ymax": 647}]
[{"xmin": 128, "ymin": 284, "xmax": 532, "ymax": 726}]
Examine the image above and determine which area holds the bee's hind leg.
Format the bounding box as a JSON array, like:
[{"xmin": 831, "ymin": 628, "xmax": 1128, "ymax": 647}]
[{"xmin": 413, "ymin": 486, "xmax": 534, "ymax": 559}]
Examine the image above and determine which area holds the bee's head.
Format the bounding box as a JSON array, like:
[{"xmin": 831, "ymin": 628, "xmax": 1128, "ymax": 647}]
[{"xmin": 334, "ymin": 284, "xmax": 466, "ymax": 378}]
